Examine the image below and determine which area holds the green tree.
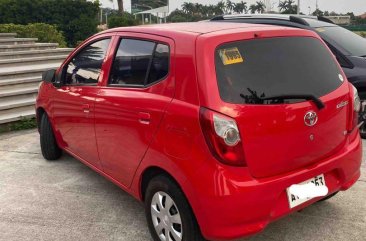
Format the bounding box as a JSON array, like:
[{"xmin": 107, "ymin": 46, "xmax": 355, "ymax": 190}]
[
  {"xmin": 255, "ymin": 1, "xmax": 265, "ymax": 13},
  {"xmin": 249, "ymin": 4, "xmax": 257, "ymax": 14},
  {"xmin": 233, "ymin": 1, "xmax": 248, "ymax": 14},
  {"xmin": 0, "ymin": 0, "xmax": 99, "ymax": 47},
  {"xmin": 192, "ymin": 3, "xmax": 203, "ymax": 16},
  {"xmin": 108, "ymin": 12, "xmax": 138, "ymax": 28},
  {"xmin": 312, "ymin": 8, "xmax": 324, "ymax": 16},
  {"xmin": 226, "ymin": 0, "xmax": 234, "ymax": 14},
  {"xmin": 182, "ymin": 2, "xmax": 194, "ymax": 15},
  {"xmin": 217, "ymin": 1, "xmax": 226, "ymax": 14},
  {"xmin": 278, "ymin": 0, "xmax": 297, "ymax": 14}
]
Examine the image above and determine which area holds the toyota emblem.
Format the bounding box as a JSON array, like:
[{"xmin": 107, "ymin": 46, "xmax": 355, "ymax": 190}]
[{"xmin": 304, "ymin": 111, "xmax": 318, "ymax": 127}]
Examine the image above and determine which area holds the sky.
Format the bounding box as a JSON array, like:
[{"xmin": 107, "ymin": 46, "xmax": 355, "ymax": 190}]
[{"xmin": 99, "ymin": 0, "xmax": 366, "ymax": 15}]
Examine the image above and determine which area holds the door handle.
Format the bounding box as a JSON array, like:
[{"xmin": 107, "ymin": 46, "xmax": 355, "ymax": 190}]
[
  {"xmin": 82, "ymin": 104, "xmax": 90, "ymax": 113},
  {"xmin": 138, "ymin": 112, "xmax": 150, "ymax": 125}
]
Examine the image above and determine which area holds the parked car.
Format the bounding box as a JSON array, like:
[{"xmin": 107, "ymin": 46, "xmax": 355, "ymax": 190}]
[
  {"xmin": 210, "ymin": 14, "xmax": 366, "ymax": 137},
  {"xmin": 36, "ymin": 22, "xmax": 362, "ymax": 241}
]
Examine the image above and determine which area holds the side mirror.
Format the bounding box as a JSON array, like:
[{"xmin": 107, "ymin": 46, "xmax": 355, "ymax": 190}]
[
  {"xmin": 42, "ymin": 69, "xmax": 56, "ymax": 83},
  {"xmin": 42, "ymin": 69, "xmax": 63, "ymax": 88}
]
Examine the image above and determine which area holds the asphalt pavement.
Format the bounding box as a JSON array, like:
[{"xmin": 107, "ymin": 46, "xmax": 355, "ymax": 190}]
[{"xmin": 0, "ymin": 129, "xmax": 365, "ymax": 241}]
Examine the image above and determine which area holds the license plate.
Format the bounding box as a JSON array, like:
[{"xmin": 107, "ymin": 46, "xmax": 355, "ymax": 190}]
[{"xmin": 287, "ymin": 174, "xmax": 327, "ymax": 209}]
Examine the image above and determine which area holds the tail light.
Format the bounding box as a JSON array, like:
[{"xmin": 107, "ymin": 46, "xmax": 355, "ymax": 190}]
[
  {"xmin": 199, "ymin": 107, "xmax": 246, "ymax": 166},
  {"xmin": 348, "ymin": 84, "xmax": 361, "ymax": 131}
]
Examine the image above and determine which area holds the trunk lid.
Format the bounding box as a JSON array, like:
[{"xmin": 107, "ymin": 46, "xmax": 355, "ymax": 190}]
[
  {"xmin": 236, "ymin": 84, "xmax": 350, "ymax": 177},
  {"xmin": 212, "ymin": 36, "xmax": 350, "ymax": 177}
]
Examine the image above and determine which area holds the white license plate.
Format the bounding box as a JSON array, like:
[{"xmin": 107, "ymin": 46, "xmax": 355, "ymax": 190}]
[{"xmin": 287, "ymin": 174, "xmax": 327, "ymax": 209}]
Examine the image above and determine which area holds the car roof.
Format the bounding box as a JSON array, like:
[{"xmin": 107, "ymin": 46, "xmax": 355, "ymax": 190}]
[
  {"xmin": 212, "ymin": 14, "xmax": 336, "ymax": 28},
  {"xmin": 100, "ymin": 21, "xmax": 311, "ymax": 37}
]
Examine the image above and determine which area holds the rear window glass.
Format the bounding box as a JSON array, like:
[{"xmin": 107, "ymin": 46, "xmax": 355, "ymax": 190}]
[{"xmin": 215, "ymin": 37, "xmax": 343, "ymax": 104}]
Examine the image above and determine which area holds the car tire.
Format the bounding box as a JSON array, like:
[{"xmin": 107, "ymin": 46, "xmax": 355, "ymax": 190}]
[
  {"xmin": 40, "ymin": 114, "xmax": 62, "ymax": 160},
  {"xmin": 318, "ymin": 191, "xmax": 338, "ymax": 202},
  {"xmin": 145, "ymin": 175, "xmax": 205, "ymax": 241}
]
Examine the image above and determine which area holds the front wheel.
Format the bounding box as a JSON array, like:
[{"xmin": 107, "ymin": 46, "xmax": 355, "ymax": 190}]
[
  {"xmin": 145, "ymin": 175, "xmax": 205, "ymax": 241},
  {"xmin": 40, "ymin": 114, "xmax": 62, "ymax": 160}
]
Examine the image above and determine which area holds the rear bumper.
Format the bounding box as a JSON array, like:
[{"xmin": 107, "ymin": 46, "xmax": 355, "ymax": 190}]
[{"xmin": 190, "ymin": 132, "xmax": 362, "ymax": 241}]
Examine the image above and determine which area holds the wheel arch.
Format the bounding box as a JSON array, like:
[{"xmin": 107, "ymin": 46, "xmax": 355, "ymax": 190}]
[
  {"xmin": 140, "ymin": 166, "xmax": 182, "ymax": 202},
  {"xmin": 138, "ymin": 165, "xmax": 205, "ymax": 239}
]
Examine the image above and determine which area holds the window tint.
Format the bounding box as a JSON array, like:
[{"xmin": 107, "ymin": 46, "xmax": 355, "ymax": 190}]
[
  {"xmin": 109, "ymin": 39, "xmax": 155, "ymax": 86},
  {"xmin": 65, "ymin": 39, "xmax": 110, "ymax": 85},
  {"xmin": 109, "ymin": 39, "xmax": 170, "ymax": 87},
  {"xmin": 147, "ymin": 44, "xmax": 170, "ymax": 85},
  {"xmin": 215, "ymin": 37, "xmax": 342, "ymax": 104},
  {"xmin": 317, "ymin": 26, "xmax": 366, "ymax": 57}
]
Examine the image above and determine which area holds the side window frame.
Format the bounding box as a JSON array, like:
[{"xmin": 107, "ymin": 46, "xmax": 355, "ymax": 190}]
[
  {"xmin": 61, "ymin": 37, "xmax": 112, "ymax": 87},
  {"xmin": 107, "ymin": 37, "xmax": 170, "ymax": 89}
]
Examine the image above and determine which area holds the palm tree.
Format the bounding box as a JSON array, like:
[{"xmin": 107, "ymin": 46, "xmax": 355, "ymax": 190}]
[
  {"xmin": 233, "ymin": 1, "xmax": 248, "ymax": 14},
  {"xmin": 255, "ymin": 1, "xmax": 266, "ymax": 14},
  {"xmin": 201, "ymin": 5, "xmax": 209, "ymax": 17},
  {"xmin": 182, "ymin": 2, "xmax": 194, "ymax": 15},
  {"xmin": 193, "ymin": 3, "xmax": 203, "ymax": 16},
  {"xmin": 279, "ymin": 0, "xmax": 297, "ymax": 14},
  {"xmin": 207, "ymin": 4, "xmax": 216, "ymax": 16},
  {"xmin": 249, "ymin": 4, "xmax": 257, "ymax": 14},
  {"xmin": 226, "ymin": 0, "xmax": 235, "ymax": 14},
  {"xmin": 109, "ymin": 0, "xmax": 124, "ymax": 14},
  {"xmin": 217, "ymin": 1, "xmax": 226, "ymax": 14},
  {"xmin": 278, "ymin": 0, "xmax": 287, "ymax": 12}
]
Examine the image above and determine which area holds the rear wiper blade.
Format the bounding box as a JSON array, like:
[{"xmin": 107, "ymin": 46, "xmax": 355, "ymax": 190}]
[
  {"xmin": 240, "ymin": 93, "xmax": 325, "ymax": 110},
  {"xmin": 262, "ymin": 94, "xmax": 325, "ymax": 110}
]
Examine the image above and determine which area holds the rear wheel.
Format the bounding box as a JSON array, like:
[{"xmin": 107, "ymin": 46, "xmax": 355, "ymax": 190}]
[
  {"xmin": 145, "ymin": 175, "xmax": 205, "ymax": 241},
  {"xmin": 40, "ymin": 114, "xmax": 62, "ymax": 160}
]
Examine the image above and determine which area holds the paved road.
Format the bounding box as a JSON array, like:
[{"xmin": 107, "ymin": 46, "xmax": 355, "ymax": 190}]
[{"xmin": 0, "ymin": 129, "xmax": 365, "ymax": 241}]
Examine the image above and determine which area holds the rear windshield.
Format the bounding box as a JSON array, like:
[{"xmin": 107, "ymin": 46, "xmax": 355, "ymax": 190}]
[
  {"xmin": 215, "ymin": 37, "xmax": 343, "ymax": 104},
  {"xmin": 316, "ymin": 26, "xmax": 366, "ymax": 57}
]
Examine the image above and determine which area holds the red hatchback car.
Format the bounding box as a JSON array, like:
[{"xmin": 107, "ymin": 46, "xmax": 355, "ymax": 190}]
[{"xmin": 36, "ymin": 22, "xmax": 362, "ymax": 241}]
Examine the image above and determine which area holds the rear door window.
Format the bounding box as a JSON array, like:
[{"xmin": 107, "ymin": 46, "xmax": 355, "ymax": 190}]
[
  {"xmin": 109, "ymin": 39, "xmax": 169, "ymax": 87},
  {"xmin": 215, "ymin": 37, "xmax": 343, "ymax": 104}
]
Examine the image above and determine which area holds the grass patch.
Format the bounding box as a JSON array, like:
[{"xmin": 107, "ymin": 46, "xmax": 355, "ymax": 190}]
[{"xmin": 0, "ymin": 117, "xmax": 37, "ymax": 133}]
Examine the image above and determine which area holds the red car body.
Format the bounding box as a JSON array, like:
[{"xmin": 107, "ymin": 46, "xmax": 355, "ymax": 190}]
[{"xmin": 36, "ymin": 22, "xmax": 362, "ymax": 240}]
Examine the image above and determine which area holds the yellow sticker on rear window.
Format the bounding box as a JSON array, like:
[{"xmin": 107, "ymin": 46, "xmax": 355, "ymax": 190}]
[{"xmin": 219, "ymin": 47, "xmax": 244, "ymax": 65}]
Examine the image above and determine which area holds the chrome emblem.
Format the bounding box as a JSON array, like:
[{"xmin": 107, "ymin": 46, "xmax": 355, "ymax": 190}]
[
  {"xmin": 304, "ymin": 111, "xmax": 318, "ymax": 127},
  {"xmin": 337, "ymin": 101, "xmax": 348, "ymax": 109}
]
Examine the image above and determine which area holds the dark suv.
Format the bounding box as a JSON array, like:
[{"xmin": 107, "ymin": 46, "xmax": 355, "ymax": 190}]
[{"xmin": 211, "ymin": 14, "xmax": 366, "ymax": 137}]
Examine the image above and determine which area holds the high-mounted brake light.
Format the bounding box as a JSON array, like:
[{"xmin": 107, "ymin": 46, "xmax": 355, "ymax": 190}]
[{"xmin": 200, "ymin": 108, "xmax": 246, "ymax": 166}]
